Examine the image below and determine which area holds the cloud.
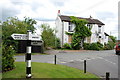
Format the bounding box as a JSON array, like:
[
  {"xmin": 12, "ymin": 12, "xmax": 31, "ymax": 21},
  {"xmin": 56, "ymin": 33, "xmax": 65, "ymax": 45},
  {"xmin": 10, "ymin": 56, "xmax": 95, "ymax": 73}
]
[
  {"xmin": 0, "ymin": 0, "xmax": 21, "ymax": 21},
  {"xmin": 96, "ymin": 12, "xmax": 116, "ymax": 20}
]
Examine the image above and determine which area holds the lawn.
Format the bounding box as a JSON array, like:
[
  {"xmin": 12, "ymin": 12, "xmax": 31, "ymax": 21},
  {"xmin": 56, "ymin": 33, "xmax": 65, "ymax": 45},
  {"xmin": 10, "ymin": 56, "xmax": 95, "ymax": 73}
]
[{"xmin": 2, "ymin": 62, "xmax": 99, "ymax": 78}]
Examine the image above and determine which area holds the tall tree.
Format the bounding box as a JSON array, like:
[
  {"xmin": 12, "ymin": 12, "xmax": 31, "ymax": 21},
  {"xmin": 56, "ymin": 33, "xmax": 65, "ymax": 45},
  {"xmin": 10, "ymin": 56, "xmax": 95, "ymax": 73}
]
[
  {"xmin": 40, "ymin": 24, "xmax": 60, "ymax": 48},
  {"xmin": 70, "ymin": 16, "xmax": 92, "ymax": 49},
  {"xmin": 24, "ymin": 17, "xmax": 37, "ymax": 33},
  {"xmin": 2, "ymin": 16, "xmax": 37, "ymax": 72}
]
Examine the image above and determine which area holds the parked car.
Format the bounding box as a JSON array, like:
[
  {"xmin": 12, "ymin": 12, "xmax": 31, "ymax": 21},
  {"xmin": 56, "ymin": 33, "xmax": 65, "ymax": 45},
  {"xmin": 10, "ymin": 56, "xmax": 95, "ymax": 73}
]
[{"xmin": 115, "ymin": 43, "xmax": 120, "ymax": 55}]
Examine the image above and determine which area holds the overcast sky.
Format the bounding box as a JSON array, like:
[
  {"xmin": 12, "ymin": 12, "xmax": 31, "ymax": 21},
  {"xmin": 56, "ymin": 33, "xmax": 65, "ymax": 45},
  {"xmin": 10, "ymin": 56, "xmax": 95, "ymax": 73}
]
[{"xmin": 0, "ymin": 0, "xmax": 119, "ymax": 39}]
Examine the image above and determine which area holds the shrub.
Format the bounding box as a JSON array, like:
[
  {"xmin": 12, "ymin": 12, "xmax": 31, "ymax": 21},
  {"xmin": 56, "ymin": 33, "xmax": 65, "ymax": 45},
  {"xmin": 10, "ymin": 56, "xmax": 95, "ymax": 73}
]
[
  {"xmin": 83, "ymin": 43, "xmax": 90, "ymax": 50},
  {"xmin": 2, "ymin": 44, "xmax": 16, "ymax": 72},
  {"xmin": 83, "ymin": 42, "xmax": 103, "ymax": 50},
  {"xmin": 55, "ymin": 38, "xmax": 61, "ymax": 49},
  {"xmin": 89, "ymin": 43, "xmax": 100, "ymax": 50},
  {"xmin": 104, "ymin": 41, "xmax": 115, "ymax": 50},
  {"xmin": 96, "ymin": 42, "xmax": 104, "ymax": 50},
  {"xmin": 63, "ymin": 43, "xmax": 72, "ymax": 49}
]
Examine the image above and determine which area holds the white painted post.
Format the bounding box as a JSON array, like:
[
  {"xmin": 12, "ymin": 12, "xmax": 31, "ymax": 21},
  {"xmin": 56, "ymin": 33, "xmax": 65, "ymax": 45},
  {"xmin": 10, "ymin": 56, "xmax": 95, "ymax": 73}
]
[{"xmin": 26, "ymin": 30, "xmax": 32, "ymax": 78}]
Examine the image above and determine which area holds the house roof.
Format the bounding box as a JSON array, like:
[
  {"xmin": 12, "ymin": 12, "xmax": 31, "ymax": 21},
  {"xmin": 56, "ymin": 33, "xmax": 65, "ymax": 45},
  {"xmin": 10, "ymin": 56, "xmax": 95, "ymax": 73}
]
[
  {"xmin": 59, "ymin": 15, "xmax": 105, "ymax": 25},
  {"xmin": 104, "ymin": 32, "xmax": 109, "ymax": 36}
]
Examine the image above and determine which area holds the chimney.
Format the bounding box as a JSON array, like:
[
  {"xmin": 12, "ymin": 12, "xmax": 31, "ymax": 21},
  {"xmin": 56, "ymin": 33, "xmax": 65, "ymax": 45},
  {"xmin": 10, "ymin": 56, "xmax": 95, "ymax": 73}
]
[
  {"xmin": 58, "ymin": 10, "xmax": 61, "ymax": 16},
  {"xmin": 90, "ymin": 15, "xmax": 93, "ymax": 19}
]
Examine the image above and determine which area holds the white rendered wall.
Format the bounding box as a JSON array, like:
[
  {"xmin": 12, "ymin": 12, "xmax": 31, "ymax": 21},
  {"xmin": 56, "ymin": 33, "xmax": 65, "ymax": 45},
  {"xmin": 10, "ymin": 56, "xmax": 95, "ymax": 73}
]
[{"xmin": 55, "ymin": 16, "xmax": 63, "ymax": 47}]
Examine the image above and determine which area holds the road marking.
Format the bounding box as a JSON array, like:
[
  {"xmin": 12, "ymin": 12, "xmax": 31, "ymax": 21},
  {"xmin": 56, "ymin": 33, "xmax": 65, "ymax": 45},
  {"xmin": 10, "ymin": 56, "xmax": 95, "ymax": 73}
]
[{"xmin": 98, "ymin": 57, "xmax": 117, "ymax": 65}]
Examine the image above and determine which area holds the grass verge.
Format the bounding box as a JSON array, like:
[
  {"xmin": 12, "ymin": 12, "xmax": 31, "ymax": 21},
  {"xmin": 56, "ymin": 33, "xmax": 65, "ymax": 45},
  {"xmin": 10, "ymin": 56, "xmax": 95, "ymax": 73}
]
[{"xmin": 2, "ymin": 62, "xmax": 99, "ymax": 78}]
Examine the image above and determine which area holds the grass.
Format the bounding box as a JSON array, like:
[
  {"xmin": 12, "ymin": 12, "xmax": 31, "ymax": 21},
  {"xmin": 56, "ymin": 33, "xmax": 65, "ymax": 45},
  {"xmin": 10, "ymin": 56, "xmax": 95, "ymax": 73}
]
[{"xmin": 2, "ymin": 62, "xmax": 99, "ymax": 78}]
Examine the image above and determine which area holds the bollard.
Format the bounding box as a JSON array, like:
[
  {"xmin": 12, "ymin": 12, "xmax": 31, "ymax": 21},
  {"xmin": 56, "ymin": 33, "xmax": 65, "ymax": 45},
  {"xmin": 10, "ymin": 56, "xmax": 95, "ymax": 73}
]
[
  {"xmin": 106, "ymin": 72, "xmax": 110, "ymax": 80},
  {"xmin": 84, "ymin": 60, "xmax": 86, "ymax": 73},
  {"xmin": 54, "ymin": 55, "xmax": 56, "ymax": 65}
]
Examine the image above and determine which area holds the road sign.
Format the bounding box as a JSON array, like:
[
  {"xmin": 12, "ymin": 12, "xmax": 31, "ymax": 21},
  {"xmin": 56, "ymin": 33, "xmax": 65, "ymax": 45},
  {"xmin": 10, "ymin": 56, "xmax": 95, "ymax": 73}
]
[
  {"xmin": 30, "ymin": 35, "xmax": 41, "ymax": 41},
  {"xmin": 31, "ymin": 41, "xmax": 43, "ymax": 46},
  {"xmin": 11, "ymin": 34, "xmax": 27, "ymax": 40},
  {"xmin": 11, "ymin": 34, "xmax": 41, "ymax": 40}
]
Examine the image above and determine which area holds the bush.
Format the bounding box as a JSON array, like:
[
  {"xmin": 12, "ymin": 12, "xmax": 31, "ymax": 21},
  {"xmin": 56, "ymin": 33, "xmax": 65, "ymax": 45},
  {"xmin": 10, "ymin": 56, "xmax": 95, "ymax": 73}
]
[
  {"xmin": 63, "ymin": 43, "xmax": 72, "ymax": 49},
  {"xmin": 104, "ymin": 41, "xmax": 115, "ymax": 50},
  {"xmin": 2, "ymin": 44, "xmax": 16, "ymax": 72},
  {"xmin": 55, "ymin": 38, "xmax": 61, "ymax": 49},
  {"xmin": 96, "ymin": 42, "xmax": 104, "ymax": 50},
  {"xmin": 89, "ymin": 43, "xmax": 100, "ymax": 50},
  {"xmin": 83, "ymin": 42, "xmax": 103, "ymax": 50},
  {"xmin": 83, "ymin": 43, "xmax": 90, "ymax": 50}
]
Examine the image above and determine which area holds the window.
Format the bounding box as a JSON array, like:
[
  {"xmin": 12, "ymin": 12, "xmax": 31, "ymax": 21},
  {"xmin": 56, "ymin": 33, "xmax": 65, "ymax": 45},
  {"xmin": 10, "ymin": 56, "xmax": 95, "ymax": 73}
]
[
  {"xmin": 87, "ymin": 24, "xmax": 92, "ymax": 29},
  {"xmin": 98, "ymin": 26, "xmax": 101, "ymax": 33},
  {"xmin": 68, "ymin": 22, "xmax": 73, "ymax": 32}
]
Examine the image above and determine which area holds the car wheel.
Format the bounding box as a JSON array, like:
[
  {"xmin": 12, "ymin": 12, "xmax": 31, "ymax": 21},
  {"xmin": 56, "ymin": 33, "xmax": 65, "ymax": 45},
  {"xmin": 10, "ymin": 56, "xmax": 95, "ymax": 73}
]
[{"xmin": 116, "ymin": 51, "xmax": 118, "ymax": 55}]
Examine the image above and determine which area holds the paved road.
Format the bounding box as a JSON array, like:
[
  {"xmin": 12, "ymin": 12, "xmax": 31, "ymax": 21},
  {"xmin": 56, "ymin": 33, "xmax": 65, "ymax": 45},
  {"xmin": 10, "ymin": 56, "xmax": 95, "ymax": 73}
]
[{"xmin": 15, "ymin": 50, "xmax": 118, "ymax": 78}]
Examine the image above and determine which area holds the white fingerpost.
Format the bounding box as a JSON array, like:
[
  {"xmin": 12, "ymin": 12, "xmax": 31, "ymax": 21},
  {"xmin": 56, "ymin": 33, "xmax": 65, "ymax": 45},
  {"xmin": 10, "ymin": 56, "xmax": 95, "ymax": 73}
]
[{"xmin": 26, "ymin": 30, "xmax": 32, "ymax": 78}]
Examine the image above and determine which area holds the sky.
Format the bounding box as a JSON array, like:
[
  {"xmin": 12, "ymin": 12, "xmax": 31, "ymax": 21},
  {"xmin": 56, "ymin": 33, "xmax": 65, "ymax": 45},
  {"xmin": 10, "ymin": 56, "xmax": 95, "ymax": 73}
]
[{"xmin": 0, "ymin": 0, "xmax": 119, "ymax": 39}]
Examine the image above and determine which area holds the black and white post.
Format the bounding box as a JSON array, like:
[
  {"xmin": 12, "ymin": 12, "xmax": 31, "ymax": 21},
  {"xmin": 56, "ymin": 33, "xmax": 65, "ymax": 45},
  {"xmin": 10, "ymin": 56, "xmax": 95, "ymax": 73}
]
[{"xmin": 26, "ymin": 30, "xmax": 32, "ymax": 78}]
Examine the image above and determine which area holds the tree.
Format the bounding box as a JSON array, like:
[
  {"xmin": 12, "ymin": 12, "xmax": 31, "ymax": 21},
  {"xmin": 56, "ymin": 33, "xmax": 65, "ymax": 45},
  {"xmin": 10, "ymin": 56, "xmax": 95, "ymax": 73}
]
[
  {"xmin": 24, "ymin": 17, "xmax": 37, "ymax": 33},
  {"xmin": 40, "ymin": 24, "xmax": 60, "ymax": 48},
  {"xmin": 2, "ymin": 16, "xmax": 36, "ymax": 72},
  {"xmin": 70, "ymin": 16, "xmax": 92, "ymax": 49},
  {"xmin": 109, "ymin": 35, "xmax": 116, "ymax": 43}
]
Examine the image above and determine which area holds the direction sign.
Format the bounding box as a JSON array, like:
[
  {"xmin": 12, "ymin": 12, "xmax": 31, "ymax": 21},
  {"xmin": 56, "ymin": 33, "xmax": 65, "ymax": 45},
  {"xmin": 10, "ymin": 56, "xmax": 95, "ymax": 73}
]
[
  {"xmin": 30, "ymin": 35, "xmax": 41, "ymax": 41},
  {"xmin": 11, "ymin": 34, "xmax": 27, "ymax": 40},
  {"xmin": 11, "ymin": 34, "xmax": 41, "ymax": 40},
  {"xmin": 31, "ymin": 41, "xmax": 43, "ymax": 46}
]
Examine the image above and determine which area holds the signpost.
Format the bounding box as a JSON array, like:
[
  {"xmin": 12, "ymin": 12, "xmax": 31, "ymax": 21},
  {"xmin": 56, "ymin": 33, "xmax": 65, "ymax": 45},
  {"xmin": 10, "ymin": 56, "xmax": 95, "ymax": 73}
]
[
  {"xmin": 11, "ymin": 30, "xmax": 42, "ymax": 78},
  {"xmin": 31, "ymin": 41, "xmax": 43, "ymax": 46},
  {"xmin": 11, "ymin": 33, "xmax": 41, "ymax": 40}
]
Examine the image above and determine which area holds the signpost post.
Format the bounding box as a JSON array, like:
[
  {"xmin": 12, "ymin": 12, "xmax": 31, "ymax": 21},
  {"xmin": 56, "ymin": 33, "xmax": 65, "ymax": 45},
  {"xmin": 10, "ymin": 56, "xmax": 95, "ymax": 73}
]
[{"xmin": 11, "ymin": 30, "xmax": 42, "ymax": 78}]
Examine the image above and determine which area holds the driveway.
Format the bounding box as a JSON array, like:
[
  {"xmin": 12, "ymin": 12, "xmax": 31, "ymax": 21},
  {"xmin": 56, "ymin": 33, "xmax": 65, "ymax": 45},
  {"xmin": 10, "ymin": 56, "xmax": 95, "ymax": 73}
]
[{"xmin": 15, "ymin": 50, "xmax": 118, "ymax": 78}]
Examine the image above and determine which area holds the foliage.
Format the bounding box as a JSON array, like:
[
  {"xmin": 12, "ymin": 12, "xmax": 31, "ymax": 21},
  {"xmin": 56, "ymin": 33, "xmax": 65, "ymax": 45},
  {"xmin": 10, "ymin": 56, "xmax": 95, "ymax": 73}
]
[
  {"xmin": 63, "ymin": 43, "xmax": 72, "ymax": 49},
  {"xmin": 104, "ymin": 41, "xmax": 115, "ymax": 50},
  {"xmin": 70, "ymin": 16, "xmax": 92, "ymax": 49},
  {"xmin": 40, "ymin": 24, "xmax": 60, "ymax": 49},
  {"xmin": 96, "ymin": 42, "xmax": 104, "ymax": 50},
  {"xmin": 2, "ymin": 45, "xmax": 16, "ymax": 72},
  {"xmin": 83, "ymin": 42, "xmax": 103, "ymax": 50},
  {"xmin": 109, "ymin": 36, "xmax": 116, "ymax": 43},
  {"xmin": 71, "ymin": 33, "xmax": 81, "ymax": 50},
  {"xmin": 89, "ymin": 43, "xmax": 100, "ymax": 50},
  {"xmin": 83, "ymin": 43, "xmax": 91, "ymax": 50},
  {"xmin": 55, "ymin": 38, "xmax": 61, "ymax": 49},
  {"xmin": 2, "ymin": 17, "xmax": 36, "ymax": 72},
  {"xmin": 24, "ymin": 17, "xmax": 37, "ymax": 33}
]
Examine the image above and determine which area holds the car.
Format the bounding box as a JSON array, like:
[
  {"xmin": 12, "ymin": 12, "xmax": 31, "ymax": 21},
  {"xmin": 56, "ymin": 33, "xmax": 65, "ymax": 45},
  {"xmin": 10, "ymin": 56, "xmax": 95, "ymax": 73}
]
[{"xmin": 115, "ymin": 43, "xmax": 120, "ymax": 55}]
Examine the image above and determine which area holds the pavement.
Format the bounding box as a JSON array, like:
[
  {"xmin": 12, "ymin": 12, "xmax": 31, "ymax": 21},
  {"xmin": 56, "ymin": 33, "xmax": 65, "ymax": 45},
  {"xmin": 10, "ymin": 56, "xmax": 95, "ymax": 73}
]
[{"xmin": 15, "ymin": 50, "xmax": 118, "ymax": 78}]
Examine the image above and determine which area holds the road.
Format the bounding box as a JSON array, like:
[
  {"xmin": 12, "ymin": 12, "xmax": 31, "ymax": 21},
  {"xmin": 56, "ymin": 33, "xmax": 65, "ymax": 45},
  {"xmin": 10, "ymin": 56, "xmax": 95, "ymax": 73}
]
[{"xmin": 15, "ymin": 50, "xmax": 118, "ymax": 78}]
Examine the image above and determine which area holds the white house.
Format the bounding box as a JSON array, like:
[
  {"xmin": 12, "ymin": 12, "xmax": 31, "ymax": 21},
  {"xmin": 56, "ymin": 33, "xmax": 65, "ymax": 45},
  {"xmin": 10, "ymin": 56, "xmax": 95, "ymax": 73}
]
[{"xmin": 55, "ymin": 10, "xmax": 109, "ymax": 47}]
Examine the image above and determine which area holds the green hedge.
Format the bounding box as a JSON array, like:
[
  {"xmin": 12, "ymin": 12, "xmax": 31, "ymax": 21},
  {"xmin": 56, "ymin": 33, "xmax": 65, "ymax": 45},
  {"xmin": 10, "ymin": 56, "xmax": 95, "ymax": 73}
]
[
  {"xmin": 104, "ymin": 41, "xmax": 115, "ymax": 50},
  {"xmin": 2, "ymin": 44, "xmax": 15, "ymax": 72},
  {"xmin": 83, "ymin": 42, "xmax": 103, "ymax": 50},
  {"xmin": 63, "ymin": 43, "xmax": 72, "ymax": 49}
]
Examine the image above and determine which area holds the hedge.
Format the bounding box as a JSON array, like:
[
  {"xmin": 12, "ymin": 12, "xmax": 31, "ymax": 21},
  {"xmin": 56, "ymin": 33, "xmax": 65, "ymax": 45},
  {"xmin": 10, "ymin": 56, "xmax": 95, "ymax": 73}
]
[{"xmin": 2, "ymin": 44, "xmax": 15, "ymax": 72}]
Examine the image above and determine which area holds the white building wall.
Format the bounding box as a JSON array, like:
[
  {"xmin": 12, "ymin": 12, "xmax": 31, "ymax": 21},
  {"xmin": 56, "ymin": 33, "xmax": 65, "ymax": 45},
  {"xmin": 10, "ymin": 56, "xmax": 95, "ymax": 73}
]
[
  {"xmin": 55, "ymin": 16, "xmax": 63, "ymax": 47},
  {"xmin": 63, "ymin": 22, "xmax": 69, "ymax": 44},
  {"xmin": 56, "ymin": 16, "xmax": 107, "ymax": 46},
  {"xmin": 91, "ymin": 24, "xmax": 98, "ymax": 43}
]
